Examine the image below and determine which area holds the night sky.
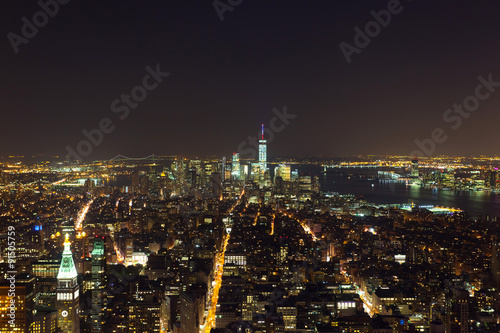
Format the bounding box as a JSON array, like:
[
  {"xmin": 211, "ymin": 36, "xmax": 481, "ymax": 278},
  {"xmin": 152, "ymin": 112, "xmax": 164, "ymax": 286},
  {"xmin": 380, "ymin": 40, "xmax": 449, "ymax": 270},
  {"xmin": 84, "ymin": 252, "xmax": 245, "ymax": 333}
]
[{"xmin": 2, "ymin": 1, "xmax": 500, "ymax": 160}]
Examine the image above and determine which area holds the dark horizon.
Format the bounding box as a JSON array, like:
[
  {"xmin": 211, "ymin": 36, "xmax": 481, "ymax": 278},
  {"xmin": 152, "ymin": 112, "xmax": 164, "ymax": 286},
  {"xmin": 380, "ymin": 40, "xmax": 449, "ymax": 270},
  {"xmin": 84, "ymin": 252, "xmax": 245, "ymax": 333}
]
[{"xmin": 2, "ymin": 1, "xmax": 500, "ymax": 159}]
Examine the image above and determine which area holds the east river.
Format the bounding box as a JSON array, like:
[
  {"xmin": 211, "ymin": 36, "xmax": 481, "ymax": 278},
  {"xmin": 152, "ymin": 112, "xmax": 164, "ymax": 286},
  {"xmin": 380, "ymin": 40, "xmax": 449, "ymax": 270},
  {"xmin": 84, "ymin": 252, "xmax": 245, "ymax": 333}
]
[{"xmin": 319, "ymin": 169, "xmax": 500, "ymax": 218}]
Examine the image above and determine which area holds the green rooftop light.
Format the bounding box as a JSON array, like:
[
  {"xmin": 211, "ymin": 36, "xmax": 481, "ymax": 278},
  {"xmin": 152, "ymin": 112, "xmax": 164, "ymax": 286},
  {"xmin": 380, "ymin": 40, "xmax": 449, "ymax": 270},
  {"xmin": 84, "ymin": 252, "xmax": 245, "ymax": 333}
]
[{"xmin": 57, "ymin": 234, "xmax": 78, "ymax": 280}]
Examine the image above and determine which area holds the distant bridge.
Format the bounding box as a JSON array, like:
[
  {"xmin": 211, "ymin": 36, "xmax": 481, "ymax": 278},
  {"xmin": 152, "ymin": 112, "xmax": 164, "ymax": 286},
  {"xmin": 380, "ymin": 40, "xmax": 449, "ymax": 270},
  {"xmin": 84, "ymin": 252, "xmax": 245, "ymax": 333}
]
[{"xmin": 106, "ymin": 154, "xmax": 166, "ymax": 162}]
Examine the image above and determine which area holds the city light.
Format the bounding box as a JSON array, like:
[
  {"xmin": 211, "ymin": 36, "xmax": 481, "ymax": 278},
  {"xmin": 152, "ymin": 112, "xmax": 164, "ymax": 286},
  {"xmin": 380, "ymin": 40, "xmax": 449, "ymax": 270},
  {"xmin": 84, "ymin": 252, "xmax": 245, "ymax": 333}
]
[
  {"xmin": 75, "ymin": 199, "xmax": 93, "ymax": 231},
  {"xmin": 2, "ymin": 3, "xmax": 498, "ymax": 331}
]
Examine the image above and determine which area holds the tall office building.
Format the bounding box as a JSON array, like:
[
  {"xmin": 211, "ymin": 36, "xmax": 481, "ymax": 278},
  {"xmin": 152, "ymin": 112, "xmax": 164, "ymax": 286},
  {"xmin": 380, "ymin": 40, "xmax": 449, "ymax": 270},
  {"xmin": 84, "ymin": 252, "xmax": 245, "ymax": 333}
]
[
  {"xmin": 231, "ymin": 153, "xmax": 241, "ymax": 180},
  {"xmin": 32, "ymin": 259, "xmax": 60, "ymax": 279},
  {"xmin": 274, "ymin": 164, "xmax": 291, "ymax": 182},
  {"xmin": 250, "ymin": 163, "xmax": 261, "ymax": 181},
  {"xmin": 32, "ymin": 259, "xmax": 60, "ymax": 308},
  {"xmin": 259, "ymin": 124, "xmax": 267, "ymax": 174},
  {"xmin": 180, "ymin": 292, "xmax": 204, "ymax": 333},
  {"xmin": 126, "ymin": 277, "xmax": 163, "ymax": 332},
  {"xmin": 91, "ymin": 239, "xmax": 106, "ymax": 333},
  {"xmin": 447, "ymin": 288, "xmax": 469, "ymax": 333},
  {"xmin": 32, "ymin": 307, "xmax": 58, "ymax": 333},
  {"xmin": 210, "ymin": 172, "xmax": 222, "ymax": 198},
  {"xmin": 131, "ymin": 170, "xmax": 140, "ymax": 188},
  {"xmin": 221, "ymin": 157, "xmax": 227, "ymax": 182},
  {"xmin": 55, "ymin": 235, "xmax": 80, "ymax": 333},
  {"xmin": 492, "ymin": 239, "xmax": 500, "ymax": 288},
  {"xmin": 0, "ymin": 274, "xmax": 34, "ymax": 333},
  {"xmin": 128, "ymin": 295, "xmax": 162, "ymax": 333}
]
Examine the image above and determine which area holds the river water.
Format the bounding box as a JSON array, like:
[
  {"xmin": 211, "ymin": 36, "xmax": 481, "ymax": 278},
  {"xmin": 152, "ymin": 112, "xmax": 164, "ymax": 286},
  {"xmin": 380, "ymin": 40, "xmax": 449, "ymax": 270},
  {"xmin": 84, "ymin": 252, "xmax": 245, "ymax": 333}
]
[{"xmin": 317, "ymin": 168, "xmax": 500, "ymax": 219}]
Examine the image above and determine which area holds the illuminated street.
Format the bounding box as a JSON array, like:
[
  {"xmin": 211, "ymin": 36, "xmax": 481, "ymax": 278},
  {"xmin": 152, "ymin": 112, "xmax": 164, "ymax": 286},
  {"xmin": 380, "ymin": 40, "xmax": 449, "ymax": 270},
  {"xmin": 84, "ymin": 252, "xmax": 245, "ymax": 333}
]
[
  {"xmin": 75, "ymin": 199, "xmax": 93, "ymax": 231},
  {"xmin": 203, "ymin": 189, "xmax": 245, "ymax": 333}
]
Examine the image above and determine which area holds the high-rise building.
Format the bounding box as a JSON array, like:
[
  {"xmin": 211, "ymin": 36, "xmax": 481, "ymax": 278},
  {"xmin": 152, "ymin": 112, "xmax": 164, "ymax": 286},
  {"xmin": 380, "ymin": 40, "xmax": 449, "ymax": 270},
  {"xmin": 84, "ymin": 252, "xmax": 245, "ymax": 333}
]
[
  {"xmin": 32, "ymin": 306, "xmax": 58, "ymax": 333},
  {"xmin": 128, "ymin": 294, "xmax": 162, "ymax": 333},
  {"xmin": 250, "ymin": 163, "xmax": 261, "ymax": 181},
  {"xmin": 231, "ymin": 153, "xmax": 241, "ymax": 180},
  {"xmin": 210, "ymin": 172, "xmax": 222, "ymax": 198},
  {"xmin": 492, "ymin": 239, "xmax": 500, "ymax": 288},
  {"xmin": 447, "ymin": 288, "xmax": 468, "ymax": 333},
  {"xmin": 259, "ymin": 124, "xmax": 267, "ymax": 174},
  {"xmin": 29, "ymin": 225, "xmax": 45, "ymax": 258},
  {"xmin": 32, "ymin": 259, "xmax": 60, "ymax": 308},
  {"xmin": 180, "ymin": 292, "xmax": 203, "ymax": 333},
  {"xmin": 55, "ymin": 235, "xmax": 80, "ymax": 333},
  {"xmin": 84, "ymin": 178, "xmax": 95, "ymax": 194},
  {"xmin": 277, "ymin": 304, "xmax": 297, "ymax": 331},
  {"xmin": 275, "ymin": 164, "xmax": 291, "ymax": 182},
  {"xmin": 127, "ymin": 277, "xmax": 163, "ymax": 333},
  {"xmin": 0, "ymin": 274, "xmax": 34, "ymax": 333},
  {"xmin": 91, "ymin": 239, "xmax": 106, "ymax": 333},
  {"xmin": 299, "ymin": 175, "xmax": 312, "ymax": 192},
  {"xmin": 125, "ymin": 238, "xmax": 134, "ymax": 263},
  {"xmin": 221, "ymin": 157, "xmax": 227, "ymax": 182},
  {"xmin": 131, "ymin": 170, "xmax": 140, "ymax": 189},
  {"xmin": 32, "ymin": 259, "xmax": 60, "ymax": 279}
]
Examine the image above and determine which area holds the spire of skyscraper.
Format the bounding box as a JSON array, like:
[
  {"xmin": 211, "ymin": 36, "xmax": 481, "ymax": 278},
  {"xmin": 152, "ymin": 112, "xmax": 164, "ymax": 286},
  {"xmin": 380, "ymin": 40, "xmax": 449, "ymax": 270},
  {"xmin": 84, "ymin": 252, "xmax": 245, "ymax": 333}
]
[
  {"xmin": 259, "ymin": 125, "xmax": 267, "ymax": 174},
  {"xmin": 57, "ymin": 234, "xmax": 78, "ymax": 280},
  {"xmin": 56, "ymin": 234, "xmax": 80, "ymax": 333}
]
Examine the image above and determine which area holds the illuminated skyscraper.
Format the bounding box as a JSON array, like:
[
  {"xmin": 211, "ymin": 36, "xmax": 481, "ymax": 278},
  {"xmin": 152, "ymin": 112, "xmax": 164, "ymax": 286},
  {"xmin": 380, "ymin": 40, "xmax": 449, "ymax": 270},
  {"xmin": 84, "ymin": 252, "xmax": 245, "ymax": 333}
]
[
  {"xmin": 259, "ymin": 124, "xmax": 267, "ymax": 173},
  {"xmin": 91, "ymin": 239, "xmax": 106, "ymax": 333},
  {"xmin": 274, "ymin": 164, "xmax": 291, "ymax": 182},
  {"xmin": 222, "ymin": 157, "xmax": 227, "ymax": 181},
  {"xmin": 0, "ymin": 274, "xmax": 34, "ymax": 333},
  {"xmin": 231, "ymin": 153, "xmax": 241, "ymax": 180},
  {"xmin": 56, "ymin": 235, "xmax": 80, "ymax": 333}
]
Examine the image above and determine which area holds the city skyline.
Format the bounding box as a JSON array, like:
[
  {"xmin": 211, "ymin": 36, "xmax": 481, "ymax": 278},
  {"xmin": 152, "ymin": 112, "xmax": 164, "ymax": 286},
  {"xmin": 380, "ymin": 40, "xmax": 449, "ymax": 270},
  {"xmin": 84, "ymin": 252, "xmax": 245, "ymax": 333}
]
[
  {"xmin": 3, "ymin": 152, "xmax": 500, "ymax": 332},
  {"xmin": 3, "ymin": 2, "xmax": 500, "ymax": 333}
]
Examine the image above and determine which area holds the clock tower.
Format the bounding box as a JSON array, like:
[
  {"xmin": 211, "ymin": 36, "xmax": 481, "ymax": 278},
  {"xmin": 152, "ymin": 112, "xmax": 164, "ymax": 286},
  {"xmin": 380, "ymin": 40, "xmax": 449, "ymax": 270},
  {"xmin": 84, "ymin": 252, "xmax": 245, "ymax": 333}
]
[{"xmin": 56, "ymin": 234, "xmax": 80, "ymax": 333}]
